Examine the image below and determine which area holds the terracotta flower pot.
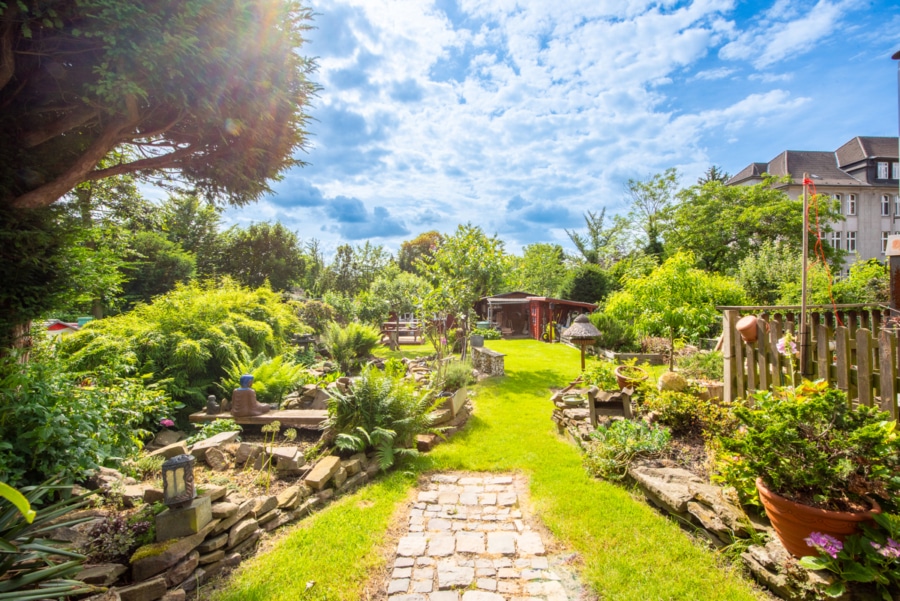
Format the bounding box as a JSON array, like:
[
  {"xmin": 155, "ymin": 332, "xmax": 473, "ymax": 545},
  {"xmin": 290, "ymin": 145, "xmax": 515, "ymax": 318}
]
[
  {"xmin": 736, "ymin": 315, "xmax": 764, "ymax": 343},
  {"xmin": 614, "ymin": 365, "xmax": 648, "ymax": 390},
  {"xmin": 756, "ymin": 478, "xmax": 881, "ymax": 558}
]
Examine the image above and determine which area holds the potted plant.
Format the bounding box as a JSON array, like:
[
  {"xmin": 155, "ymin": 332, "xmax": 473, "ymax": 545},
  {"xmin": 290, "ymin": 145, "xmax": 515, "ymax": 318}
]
[
  {"xmin": 613, "ymin": 364, "xmax": 648, "ymax": 390},
  {"xmin": 717, "ymin": 380, "xmax": 900, "ymax": 558}
]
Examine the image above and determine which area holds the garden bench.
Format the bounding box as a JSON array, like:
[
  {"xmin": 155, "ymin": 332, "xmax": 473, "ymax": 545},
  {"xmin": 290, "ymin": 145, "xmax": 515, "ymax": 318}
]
[{"xmin": 188, "ymin": 409, "xmax": 328, "ymax": 429}]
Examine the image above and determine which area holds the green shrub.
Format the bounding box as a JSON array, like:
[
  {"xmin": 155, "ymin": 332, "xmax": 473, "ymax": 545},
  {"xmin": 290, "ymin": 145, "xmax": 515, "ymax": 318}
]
[
  {"xmin": 293, "ymin": 299, "xmax": 336, "ymax": 334},
  {"xmin": 324, "ymin": 367, "xmax": 440, "ymax": 470},
  {"xmin": 185, "ymin": 419, "xmax": 243, "ymax": 446},
  {"xmin": 470, "ymin": 326, "xmax": 501, "ymax": 340},
  {"xmin": 320, "ymin": 321, "xmax": 382, "ymax": 373},
  {"xmin": 432, "ymin": 360, "xmax": 473, "ymax": 392},
  {"xmin": 0, "ymin": 352, "xmax": 178, "ymax": 487},
  {"xmin": 641, "ymin": 388, "xmax": 736, "ymax": 440},
  {"xmin": 58, "ymin": 279, "xmax": 300, "ymax": 411},
  {"xmin": 79, "ymin": 505, "xmax": 158, "ymax": 564},
  {"xmin": 588, "ymin": 312, "xmax": 638, "ymax": 352},
  {"xmin": 676, "ymin": 350, "xmax": 724, "ymax": 382},
  {"xmin": 582, "ymin": 360, "xmax": 619, "ymax": 391},
  {"xmin": 383, "ymin": 358, "xmax": 406, "ymax": 380},
  {"xmin": 218, "ymin": 351, "xmax": 309, "ymax": 406},
  {"xmin": 584, "ymin": 419, "xmax": 671, "ymax": 480}
]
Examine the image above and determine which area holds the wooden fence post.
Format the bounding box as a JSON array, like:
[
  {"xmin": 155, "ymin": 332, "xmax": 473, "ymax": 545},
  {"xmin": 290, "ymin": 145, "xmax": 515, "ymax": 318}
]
[
  {"xmin": 879, "ymin": 329, "xmax": 897, "ymax": 419},
  {"xmin": 723, "ymin": 310, "xmax": 739, "ymax": 404},
  {"xmin": 857, "ymin": 329, "xmax": 873, "ymax": 408}
]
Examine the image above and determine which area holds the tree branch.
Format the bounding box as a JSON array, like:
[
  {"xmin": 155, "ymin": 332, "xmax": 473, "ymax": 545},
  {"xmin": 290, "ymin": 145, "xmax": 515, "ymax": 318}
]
[
  {"xmin": 21, "ymin": 107, "xmax": 99, "ymax": 148},
  {"xmin": 0, "ymin": 3, "xmax": 18, "ymax": 90},
  {"xmin": 10, "ymin": 117, "xmax": 135, "ymax": 209},
  {"xmin": 85, "ymin": 145, "xmax": 197, "ymax": 181}
]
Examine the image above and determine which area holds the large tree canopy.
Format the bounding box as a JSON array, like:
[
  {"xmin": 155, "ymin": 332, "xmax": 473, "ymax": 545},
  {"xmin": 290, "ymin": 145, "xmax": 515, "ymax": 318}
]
[{"xmin": 0, "ymin": 0, "xmax": 317, "ymax": 209}]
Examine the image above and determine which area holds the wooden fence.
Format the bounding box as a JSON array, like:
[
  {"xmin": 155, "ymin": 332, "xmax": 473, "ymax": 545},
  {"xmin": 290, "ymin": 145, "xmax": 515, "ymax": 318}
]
[{"xmin": 720, "ymin": 304, "xmax": 899, "ymax": 421}]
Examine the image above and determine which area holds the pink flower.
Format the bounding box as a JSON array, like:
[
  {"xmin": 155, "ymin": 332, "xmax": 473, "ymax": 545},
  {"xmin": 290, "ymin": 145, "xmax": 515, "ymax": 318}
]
[
  {"xmin": 160, "ymin": 418, "xmax": 175, "ymax": 428},
  {"xmin": 806, "ymin": 532, "xmax": 843, "ymax": 559},
  {"xmin": 777, "ymin": 336, "xmax": 798, "ymax": 356},
  {"xmin": 871, "ymin": 538, "xmax": 900, "ymax": 559}
]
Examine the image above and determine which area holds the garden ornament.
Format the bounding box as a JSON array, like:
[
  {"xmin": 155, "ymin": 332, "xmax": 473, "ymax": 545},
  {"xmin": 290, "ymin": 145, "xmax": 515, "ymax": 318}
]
[
  {"xmin": 564, "ymin": 314, "xmax": 600, "ymax": 371},
  {"xmin": 231, "ymin": 374, "xmax": 276, "ymax": 417},
  {"xmin": 206, "ymin": 394, "xmax": 221, "ymax": 415}
]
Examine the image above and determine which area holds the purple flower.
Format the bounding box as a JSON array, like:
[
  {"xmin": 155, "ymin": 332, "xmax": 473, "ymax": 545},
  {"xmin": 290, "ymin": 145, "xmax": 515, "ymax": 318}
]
[
  {"xmin": 871, "ymin": 538, "xmax": 900, "ymax": 559},
  {"xmin": 160, "ymin": 418, "xmax": 175, "ymax": 428},
  {"xmin": 806, "ymin": 532, "xmax": 843, "ymax": 559},
  {"xmin": 777, "ymin": 336, "xmax": 798, "ymax": 356}
]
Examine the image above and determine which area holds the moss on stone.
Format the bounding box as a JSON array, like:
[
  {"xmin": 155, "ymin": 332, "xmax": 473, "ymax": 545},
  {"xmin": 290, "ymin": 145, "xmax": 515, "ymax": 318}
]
[{"xmin": 130, "ymin": 538, "xmax": 178, "ymax": 564}]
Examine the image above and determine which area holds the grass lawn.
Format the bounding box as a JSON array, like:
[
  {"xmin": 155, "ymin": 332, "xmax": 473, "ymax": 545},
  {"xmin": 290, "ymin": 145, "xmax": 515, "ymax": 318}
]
[{"xmin": 214, "ymin": 339, "xmax": 764, "ymax": 601}]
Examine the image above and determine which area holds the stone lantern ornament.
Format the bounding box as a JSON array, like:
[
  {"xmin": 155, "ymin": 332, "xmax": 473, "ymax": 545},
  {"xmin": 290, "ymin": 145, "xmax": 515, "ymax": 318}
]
[
  {"xmin": 563, "ymin": 314, "xmax": 600, "ymax": 371},
  {"xmin": 162, "ymin": 453, "xmax": 196, "ymax": 508}
]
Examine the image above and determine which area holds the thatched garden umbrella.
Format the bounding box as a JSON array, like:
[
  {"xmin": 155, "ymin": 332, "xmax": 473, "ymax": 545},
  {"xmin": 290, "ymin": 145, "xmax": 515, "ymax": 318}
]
[{"xmin": 563, "ymin": 314, "xmax": 600, "ymax": 371}]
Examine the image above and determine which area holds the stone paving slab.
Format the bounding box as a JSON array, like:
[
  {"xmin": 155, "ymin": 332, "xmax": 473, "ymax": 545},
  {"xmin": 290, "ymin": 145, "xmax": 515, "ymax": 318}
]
[{"xmin": 385, "ymin": 473, "xmax": 585, "ymax": 601}]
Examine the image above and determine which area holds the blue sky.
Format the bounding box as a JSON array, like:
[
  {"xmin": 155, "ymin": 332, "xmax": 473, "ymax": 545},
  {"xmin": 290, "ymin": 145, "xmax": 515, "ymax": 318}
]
[{"xmin": 224, "ymin": 0, "xmax": 900, "ymax": 257}]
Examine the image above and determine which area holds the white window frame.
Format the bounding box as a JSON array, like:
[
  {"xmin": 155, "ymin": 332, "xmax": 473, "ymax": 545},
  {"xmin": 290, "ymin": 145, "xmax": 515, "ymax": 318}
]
[
  {"xmin": 893, "ymin": 162, "xmax": 900, "ymax": 179},
  {"xmin": 882, "ymin": 232, "xmax": 890, "ymax": 254},
  {"xmin": 883, "ymin": 195, "xmax": 891, "ymax": 216},
  {"xmin": 846, "ymin": 231, "xmax": 857, "ymax": 252},
  {"xmin": 830, "ymin": 231, "xmax": 841, "ymax": 250},
  {"xmin": 847, "ymin": 194, "xmax": 857, "ymax": 216},
  {"xmin": 895, "ymin": 195, "xmax": 900, "ymax": 217},
  {"xmin": 832, "ymin": 193, "xmax": 842, "ymax": 213},
  {"xmin": 878, "ymin": 162, "xmax": 890, "ymax": 179}
]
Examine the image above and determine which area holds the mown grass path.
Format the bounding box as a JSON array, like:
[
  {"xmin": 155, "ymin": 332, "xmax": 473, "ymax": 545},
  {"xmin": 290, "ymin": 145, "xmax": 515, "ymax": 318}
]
[{"xmin": 214, "ymin": 340, "xmax": 764, "ymax": 601}]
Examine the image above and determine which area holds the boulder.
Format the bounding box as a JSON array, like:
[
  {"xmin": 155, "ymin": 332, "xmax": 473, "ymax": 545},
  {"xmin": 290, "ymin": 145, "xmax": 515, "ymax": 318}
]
[
  {"xmin": 131, "ymin": 518, "xmax": 219, "ymax": 582},
  {"xmin": 629, "ymin": 465, "xmax": 704, "ymax": 514},
  {"xmin": 657, "ymin": 371, "xmax": 688, "ymax": 392},
  {"xmin": 304, "ymin": 456, "xmax": 341, "ymax": 491},
  {"xmin": 190, "ymin": 431, "xmax": 241, "ymax": 461}
]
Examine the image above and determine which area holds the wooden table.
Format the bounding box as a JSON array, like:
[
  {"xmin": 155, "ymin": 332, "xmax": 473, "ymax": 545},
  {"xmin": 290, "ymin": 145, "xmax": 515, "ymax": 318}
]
[{"xmin": 189, "ymin": 410, "xmax": 328, "ymax": 429}]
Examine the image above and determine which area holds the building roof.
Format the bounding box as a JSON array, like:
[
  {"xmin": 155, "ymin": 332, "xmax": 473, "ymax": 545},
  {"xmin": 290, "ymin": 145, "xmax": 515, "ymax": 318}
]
[
  {"xmin": 767, "ymin": 150, "xmax": 861, "ymax": 186},
  {"xmin": 836, "ymin": 136, "xmax": 899, "ymax": 168},
  {"xmin": 727, "ymin": 136, "xmax": 898, "ymax": 188}
]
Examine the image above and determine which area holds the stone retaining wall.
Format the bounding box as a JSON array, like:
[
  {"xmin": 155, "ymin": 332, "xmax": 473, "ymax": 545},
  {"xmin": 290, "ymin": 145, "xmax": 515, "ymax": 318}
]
[{"xmin": 471, "ymin": 346, "xmax": 505, "ymax": 377}]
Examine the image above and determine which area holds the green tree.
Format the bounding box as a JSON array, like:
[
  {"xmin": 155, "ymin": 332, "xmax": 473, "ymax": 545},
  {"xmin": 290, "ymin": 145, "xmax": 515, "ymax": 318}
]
[
  {"xmin": 559, "ymin": 264, "xmax": 613, "ymax": 304},
  {"xmin": 627, "ymin": 168, "xmax": 679, "ymax": 257},
  {"xmin": 697, "ymin": 165, "xmax": 731, "ymax": 185},
  {"xmin": 667, "ymin": 179, "xmax": 842, "ymax": 274},
  {"xmin": 604, "ymin": 252, "xmax": 746, "ymax": 368},
  {"xmin": 736, "ymin": 241, "xmax": 802, "ymax": 306},
  {"xmin": 121, "ymin": 231, "xmax": 196, "ymax": 305},
  {"xmin": 322, "ymin": 242, "xmax": 392, "ymax": 296},
  {"xmin": 1, "ymin": 0, "xmax": 317, "ymax": 210},
  {"xmin": 398, "ymin": 231, "xmax": 443, "ymax": 274},
  {"xmin": 217, "ymin": 222, "xmax": 307, "ymax": 291},
  {"xmin": 368, "ymin": 267, "xmax": 431, "ymax": 348},
  {"xmin": 564, "ymin": 209, "xmax": 629, "ymax": 267},
  {"xmin": 159, "ymin": 194, "xmax": 223, "ymax": 278},
  {"xmin": 420, "ymin": 225, "xmax": 506, "ymax": 353},
  {"xmin": 507, "ymin": 243, "xmax": 567, "ymax": 297}
]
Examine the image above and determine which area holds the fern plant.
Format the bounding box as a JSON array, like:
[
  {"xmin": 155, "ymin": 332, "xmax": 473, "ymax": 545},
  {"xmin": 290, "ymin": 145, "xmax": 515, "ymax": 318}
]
[
  {"xmin": 217, "ymin": 350, "xmax": 308, "ymax": 406},
  {"xmin": 324, "ymin": 367, "xmax": 441, "ymax": 470},
  {"xmin": 320, "ymin": 321, "xmax": 382, "ymax": 373}
]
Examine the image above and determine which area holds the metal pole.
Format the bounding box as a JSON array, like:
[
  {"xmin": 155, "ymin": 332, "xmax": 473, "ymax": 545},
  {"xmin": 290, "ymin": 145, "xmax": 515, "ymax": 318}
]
[{"xmin": 800, "ymin": 172, "xmax": 810, "ymax": 375}]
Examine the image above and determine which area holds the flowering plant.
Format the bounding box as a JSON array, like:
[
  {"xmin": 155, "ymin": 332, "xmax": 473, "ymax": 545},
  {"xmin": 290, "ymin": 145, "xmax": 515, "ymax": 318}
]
[
  {"xmin": 776, "ymin": 332, "xmax": 799, "ymax": 387},
  {"xmin": 799, "ymin": 513, "xmax": 900, "ymax": 599},
  {"xmin": 159, "ymin": 418, "xmax": 175, "ymax": 428}
]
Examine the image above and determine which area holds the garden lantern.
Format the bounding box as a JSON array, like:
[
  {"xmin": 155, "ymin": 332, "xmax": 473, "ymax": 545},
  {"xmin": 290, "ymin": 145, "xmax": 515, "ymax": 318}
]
[
  {"xmin": 563, "ymin": 314, "xmax": 600, "ymax": 371},
  {"xmin": 162, "ymin": 454, "xmax": 196, "ymax": 508}
]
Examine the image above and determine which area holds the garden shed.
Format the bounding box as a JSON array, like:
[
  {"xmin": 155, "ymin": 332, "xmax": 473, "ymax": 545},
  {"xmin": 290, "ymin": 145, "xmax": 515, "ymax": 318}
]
[{"xmin": 476, "ymin": 294, "xmax": 597, "ymax": 341}]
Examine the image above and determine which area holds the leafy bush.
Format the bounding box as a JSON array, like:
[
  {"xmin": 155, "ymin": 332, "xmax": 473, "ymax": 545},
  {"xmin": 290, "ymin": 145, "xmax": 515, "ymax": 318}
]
[
  {"xmin": 584, "ymin": 420, "xmax": 671, "ymax": 480},
  {"xmin": 320, "ymin": 321, "xmax": 381, "ymax": 373},
  {"xmin": 0, "ymin": 482, "xmax": 100, "ymax": 600},
  {"xmin": 0, "ymin": 352, "xmax": 178, "ymax": 487},
  {"xmin": 383, "ymin": 358, "xmax": 407, "ymax": 380},
  {"xmin": 121, "ymin": 455, "xmax": 165, "ymax": 481},
  {"xmin": 218, "ymin": 351, "xmax": 309, "ymax": 406},
  {"xmin": 324, "ymin": 367, "xmax": 440, "ymax": 470},
  {"xmin": 432, "ymin": 359, "xmax": 473, "ymax": 392},
  {"xmin": 58, "ymin": 279, "xmax": 300, "ymax": 411},
  {"xmin": 470, "ymin": 326, "xmax": 501, "ymax": 340},
  {"xmin": 639, "ymin": 390, "xmax": 734, "ymax": 438},
  {"xmin": 716, "ymin": 381, "xmax": 900, "ymax": 512},
  {"xmin": 676, "ymin": 350, "xmax": 724, "ymax": 382},
  {"xmin": 293, "ymin": 299, "xmax": 336, "ymax": 334},
  {"xmin": 582, "ymin": 360, "xmax": 619, "ymax": 391},
  {"xmin": 185, "ymin": 419, "xmax": 243, "ymax": 446},
  {"xmin": 588, "ymin": 312, "xmax": 638, "ymax": 352},
  {"xmin": 640, "ymin": 336, "xmax": 671, "ymax": 358}
]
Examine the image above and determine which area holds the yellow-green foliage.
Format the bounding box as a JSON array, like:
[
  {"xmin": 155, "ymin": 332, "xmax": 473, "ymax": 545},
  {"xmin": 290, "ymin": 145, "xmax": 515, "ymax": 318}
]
[{"xmin": 59, "ymin": 279, "xmax": 300, "ymax": 410}]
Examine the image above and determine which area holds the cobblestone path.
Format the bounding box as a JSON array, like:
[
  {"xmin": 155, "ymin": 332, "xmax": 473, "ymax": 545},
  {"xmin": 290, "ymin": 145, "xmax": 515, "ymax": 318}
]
[{"xmin": 384, "ymin": 472, "xmax": 584, "ymax": 601}]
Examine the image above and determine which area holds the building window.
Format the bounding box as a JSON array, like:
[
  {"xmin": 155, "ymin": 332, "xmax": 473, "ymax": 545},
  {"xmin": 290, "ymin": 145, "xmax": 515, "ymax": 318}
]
[
  {"xmin": 894, "ymin": 162, "xmax": 900, "ymax": 179},
  {"xmin": 883, "ymin": 195, "xmax": 891, "ymax": 216},
  {"xmin": 882, "ymin": 232, "xmax": 890, "ymax": 254},
  {"xmin": 830, "ymin": 231, "xmax": 841, "ymax": 250},
  {"xmin": 847, "ymin": 194, "xmax": 857, "ymax": 215},
  {"xmin": 878, "ymin": 162, "xmax": 890, "ymax": 179},
  {"xmin": 895, "ymin": 195, "xmax": 900, "ymax": 216},
  {"xmin": 846, "ymin": 231, "xmax": 857, "ymax": 252},
  {"xmin": 832, "ymin": 193, "xmax": 842, "ymax": 213}
]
